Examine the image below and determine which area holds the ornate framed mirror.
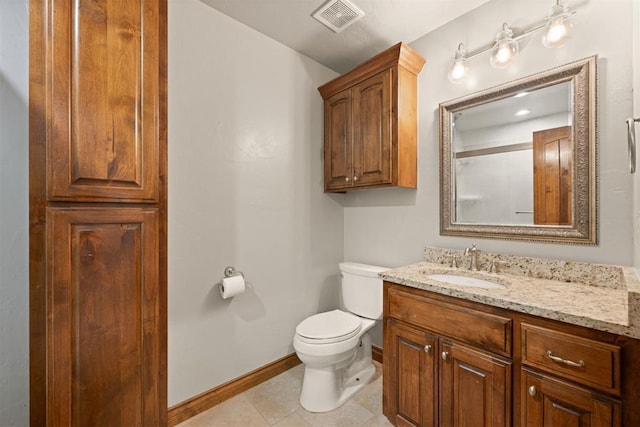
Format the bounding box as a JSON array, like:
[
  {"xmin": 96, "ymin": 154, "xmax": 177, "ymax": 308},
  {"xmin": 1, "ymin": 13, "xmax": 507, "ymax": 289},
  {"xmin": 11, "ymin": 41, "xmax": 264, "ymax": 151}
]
[{"xmin": 439, "ymin": 56, "xmax": 597, "ymax": 244}]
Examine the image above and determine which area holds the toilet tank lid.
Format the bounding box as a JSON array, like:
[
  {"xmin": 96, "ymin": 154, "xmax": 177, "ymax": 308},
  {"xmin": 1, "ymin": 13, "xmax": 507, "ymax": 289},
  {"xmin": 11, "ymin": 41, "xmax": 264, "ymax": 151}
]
[{"xmin": 339, "ymin": 262, "xmax": 389, "ymax": 278}]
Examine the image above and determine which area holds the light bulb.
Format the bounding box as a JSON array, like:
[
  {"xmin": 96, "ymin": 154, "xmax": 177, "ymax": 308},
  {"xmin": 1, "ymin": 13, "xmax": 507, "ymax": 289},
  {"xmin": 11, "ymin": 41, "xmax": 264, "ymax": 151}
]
[
  {"xmin": 490, "ymin": 24, "xmax": 519, "ymax": 69},
  {"xmin": 542, "ymin": 2, "xmax": 573, "ymax": 48},
  {"xmin": 447, "ymin": 44, "xmax": 469, "ymax": 84},
  {"xmin": 514, "ymin": 109, "xmax": 531, "ymax": 116}
]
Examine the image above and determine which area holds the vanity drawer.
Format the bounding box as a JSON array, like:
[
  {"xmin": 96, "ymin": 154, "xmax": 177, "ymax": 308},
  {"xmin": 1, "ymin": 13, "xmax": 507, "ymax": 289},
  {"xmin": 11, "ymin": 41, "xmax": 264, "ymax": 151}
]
[
  {"xmin": 387, "ymin": 287, "xmax": 512, "ymax": 356},
  {"xmin": 521, "ymin": 323, "xmax": 621, "ymax": 393}
]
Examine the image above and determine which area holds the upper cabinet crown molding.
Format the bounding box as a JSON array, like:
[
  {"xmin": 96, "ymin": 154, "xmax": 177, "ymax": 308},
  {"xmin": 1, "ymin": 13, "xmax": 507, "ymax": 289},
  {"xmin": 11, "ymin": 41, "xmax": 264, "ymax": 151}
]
[
  {"xmin": 319, "ymin": 42, "xmax": 426, "ymax": 193},
  {"xmin": 318, "ymin": 42, "xmax": 425, "ymax": 98}
]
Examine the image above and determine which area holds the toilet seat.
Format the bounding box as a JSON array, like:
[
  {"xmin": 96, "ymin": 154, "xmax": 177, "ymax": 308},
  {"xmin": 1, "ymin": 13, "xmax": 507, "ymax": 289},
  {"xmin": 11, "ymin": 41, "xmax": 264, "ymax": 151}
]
[{"xmin": 296, "ymin": 310, "xmax": 362, "ymax": 344}]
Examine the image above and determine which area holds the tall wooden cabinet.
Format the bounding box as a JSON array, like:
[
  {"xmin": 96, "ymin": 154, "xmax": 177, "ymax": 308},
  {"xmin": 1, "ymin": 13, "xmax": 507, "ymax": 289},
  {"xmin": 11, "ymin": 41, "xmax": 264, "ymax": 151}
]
[
  {"xmin": 29, "ymin": 0, "xmax": 167, "ymax": 425},
  {"xmin": 318, "ymin": 43, "xmax": 425, "ymax": 192}
]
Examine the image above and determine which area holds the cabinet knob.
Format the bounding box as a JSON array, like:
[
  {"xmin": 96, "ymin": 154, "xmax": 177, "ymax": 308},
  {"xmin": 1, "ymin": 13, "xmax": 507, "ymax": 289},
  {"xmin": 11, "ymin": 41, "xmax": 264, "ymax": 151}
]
[
  {"xmin": 441, "ymin": 351, "xmax": 448, "ymax": 361},
  {"xmin": 424, "ymin": 344, "xmax": 432, "ymax": 353},
  {"xmin": 353, "ymin": 176, "xmax": 359, "ymax": 182},
  {"xmin": 528, "ymin": 385, "xmax": 537, "ymax": 397},
  {"xmin": 345, "ymin": 177, "xmax": 350, "ymax": 183}
]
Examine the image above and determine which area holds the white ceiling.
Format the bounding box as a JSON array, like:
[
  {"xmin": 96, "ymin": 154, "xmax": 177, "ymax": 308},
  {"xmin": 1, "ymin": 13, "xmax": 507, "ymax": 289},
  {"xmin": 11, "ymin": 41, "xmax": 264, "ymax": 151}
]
[
  {"xmin": 455, "ymin": 82, "xmax": 572, "ymax": 132},
  {"xmin": 199, "ymin": 0, "xmax": 491, "ymax": 73}
]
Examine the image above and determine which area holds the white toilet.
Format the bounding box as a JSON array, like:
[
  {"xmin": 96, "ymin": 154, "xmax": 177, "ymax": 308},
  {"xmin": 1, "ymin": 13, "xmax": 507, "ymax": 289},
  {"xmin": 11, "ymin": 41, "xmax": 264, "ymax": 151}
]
[{"xmin": 293, "ymin": 262, "xmax": 388, "ymax": 413}]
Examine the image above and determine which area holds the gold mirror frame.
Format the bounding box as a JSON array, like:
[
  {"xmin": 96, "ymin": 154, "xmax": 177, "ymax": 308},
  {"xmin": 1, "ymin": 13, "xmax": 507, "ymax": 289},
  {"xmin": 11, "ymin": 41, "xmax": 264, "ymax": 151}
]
[{"xmin": 439, "ymin": 56, "xmax": 597, "ymax": 244}]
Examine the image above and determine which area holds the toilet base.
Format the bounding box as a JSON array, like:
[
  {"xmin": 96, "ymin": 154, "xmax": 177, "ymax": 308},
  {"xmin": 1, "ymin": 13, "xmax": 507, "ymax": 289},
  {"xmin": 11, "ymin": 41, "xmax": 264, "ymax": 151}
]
[
  {"xmin": 299, "ymin": 363, "xmax": 376, "ymax": 413},
  {"xmin": 299, "ymin": 334, "xmax": 376, "ymax": 413}
]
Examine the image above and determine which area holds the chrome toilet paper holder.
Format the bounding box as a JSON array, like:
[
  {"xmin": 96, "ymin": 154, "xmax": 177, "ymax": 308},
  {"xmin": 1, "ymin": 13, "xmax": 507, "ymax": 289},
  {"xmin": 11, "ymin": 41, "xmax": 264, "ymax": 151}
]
[{"xmin": 224, "ymin": 266, "xmax": 245, "ymax": 280}]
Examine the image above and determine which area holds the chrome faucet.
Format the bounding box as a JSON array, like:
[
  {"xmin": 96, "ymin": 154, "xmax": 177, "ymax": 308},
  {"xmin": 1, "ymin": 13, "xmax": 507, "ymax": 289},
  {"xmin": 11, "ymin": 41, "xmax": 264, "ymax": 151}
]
[{"xmin": 464, "ymin": 244, "xmax": 480, "ymax": 271}]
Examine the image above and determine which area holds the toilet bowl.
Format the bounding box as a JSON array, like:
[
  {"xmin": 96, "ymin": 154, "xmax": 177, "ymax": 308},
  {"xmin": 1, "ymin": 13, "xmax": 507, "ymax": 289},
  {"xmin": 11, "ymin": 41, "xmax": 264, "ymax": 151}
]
[{"xmin": 293, "ymin": 262, "xmax": 387, "ymax": 413}]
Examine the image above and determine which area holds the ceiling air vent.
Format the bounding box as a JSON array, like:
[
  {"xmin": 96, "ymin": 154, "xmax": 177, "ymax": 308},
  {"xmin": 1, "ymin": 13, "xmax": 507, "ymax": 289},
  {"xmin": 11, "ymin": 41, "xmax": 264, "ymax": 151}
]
[{"xmin": 312, "ymin": 0, "xmax": 365, "ymax": 33}]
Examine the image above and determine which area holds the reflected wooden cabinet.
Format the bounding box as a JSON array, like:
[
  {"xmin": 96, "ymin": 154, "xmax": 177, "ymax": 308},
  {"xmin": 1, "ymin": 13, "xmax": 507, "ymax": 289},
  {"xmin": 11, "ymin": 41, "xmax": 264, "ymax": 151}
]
[
  {"xmin": 30, "ymin": 0, "xmax": 167, "ymax": 425},
  {"xmin": 533, "ymin": 126, "xmax": 573, "ymax": 225},
  {"xmin": 319, "ymin": 42, "xmax": 425, "ymax": 192}
]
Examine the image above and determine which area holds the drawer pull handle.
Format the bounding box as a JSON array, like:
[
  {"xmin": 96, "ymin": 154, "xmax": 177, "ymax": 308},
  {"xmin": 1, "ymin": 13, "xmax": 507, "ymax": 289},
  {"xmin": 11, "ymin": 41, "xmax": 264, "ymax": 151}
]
[
  {"xmin": 424, "ymin": 344, "xmax": 432, "ymax": 353},
  {"xmin": 528, "ymin": 385, "xmax": 537, "ymax": 397},
  {"xmin": 546, "ymin": 350, "xmax": 585, "ymax": 368},
  {"xmin": 441, "ymin": 351, "xmax": 449, "ymax": 361}
]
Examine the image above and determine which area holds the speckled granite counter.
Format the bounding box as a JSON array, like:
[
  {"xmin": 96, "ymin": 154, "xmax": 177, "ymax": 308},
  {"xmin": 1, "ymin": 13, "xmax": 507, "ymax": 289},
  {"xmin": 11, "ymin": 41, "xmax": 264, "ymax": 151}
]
[{"xmin": 379, "ymin": 247, "xmax": 640, "ymax": 339}]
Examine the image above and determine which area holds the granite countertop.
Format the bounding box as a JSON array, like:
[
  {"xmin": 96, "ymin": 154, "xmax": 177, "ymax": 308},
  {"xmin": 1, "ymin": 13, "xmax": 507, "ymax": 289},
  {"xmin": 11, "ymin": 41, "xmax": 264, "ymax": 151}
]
[{"xmin": 380, "ymin": 248, "xmax": 640, "ymax": 340}]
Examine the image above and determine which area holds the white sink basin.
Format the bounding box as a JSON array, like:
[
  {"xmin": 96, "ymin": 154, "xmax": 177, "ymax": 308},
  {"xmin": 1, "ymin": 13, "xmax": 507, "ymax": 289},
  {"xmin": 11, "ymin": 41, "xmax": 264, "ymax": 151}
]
[{"xmin": 425, "ymin": 274, "xmax": 506, "ymax": 289}]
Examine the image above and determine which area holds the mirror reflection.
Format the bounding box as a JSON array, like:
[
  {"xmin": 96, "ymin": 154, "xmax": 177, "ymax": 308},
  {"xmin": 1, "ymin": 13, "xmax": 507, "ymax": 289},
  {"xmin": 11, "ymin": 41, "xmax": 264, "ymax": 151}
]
[
  {"xmin": 453, "ymin": 82, "xmax": 573, "ymax": 226},
  {"xmin": 439, "ymin": 56, "xmax": 597, "ymax": 244}
]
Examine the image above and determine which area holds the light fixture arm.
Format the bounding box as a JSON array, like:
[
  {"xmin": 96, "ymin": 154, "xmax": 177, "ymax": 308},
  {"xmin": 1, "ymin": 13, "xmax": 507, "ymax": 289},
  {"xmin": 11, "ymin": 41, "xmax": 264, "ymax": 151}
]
[
  {"xmin": 447, "ymin": 0, "xmax": 577, "ymax": 83},
  {"xmin": 462, "ymin": 21, "xmax": 547, "ymax": 61}
]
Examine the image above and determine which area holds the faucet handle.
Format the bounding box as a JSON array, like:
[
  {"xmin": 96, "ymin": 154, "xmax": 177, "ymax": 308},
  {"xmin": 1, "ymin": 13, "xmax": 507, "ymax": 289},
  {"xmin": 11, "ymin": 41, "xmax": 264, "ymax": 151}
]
[
  {"xmin": 464, "ymin": 243, "xmax": 478, "ymax": 255},
  {"xmin": 450, "ymin": 254, "xmax": 460, "ymax": 268},
  {"xmin": 488, "ymin": 259, "xmax": 507, "ymax": 274}
]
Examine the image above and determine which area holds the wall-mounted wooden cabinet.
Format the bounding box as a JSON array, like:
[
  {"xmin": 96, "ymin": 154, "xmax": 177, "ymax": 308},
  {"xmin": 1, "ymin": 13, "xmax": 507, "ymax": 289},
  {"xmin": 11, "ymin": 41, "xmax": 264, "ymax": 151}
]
[
  {"xmin": 318, "ymin": 43, "xmax": 425, "ymax": 192},
  {"xmin": 383, "ymin": 282, "xmax": 640, "ymax": 427},
  {"xmin": 30, "ymin": 0, "xmax": 167, "ymax": 424}
]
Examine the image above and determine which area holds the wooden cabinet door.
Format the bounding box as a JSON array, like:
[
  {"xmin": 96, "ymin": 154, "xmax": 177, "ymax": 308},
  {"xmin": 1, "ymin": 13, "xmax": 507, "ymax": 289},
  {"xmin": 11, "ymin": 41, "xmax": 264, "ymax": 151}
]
[
  {"xmin": 439, "ymin": 341, "xmax": 511, "ymax": 427},
  {"xmin": 522, "ymin": 370, "xmax": 620, "ymax": 427},
  {"xmin": 385, "ymin": 320, "xmax": 437, "ymax": 427},
  {"xmin": 533, "ymin": 126, "xmax": 572, "ymax": 225},
  {"xmin": 324, "ymin": 89, "xmax": 353, "ymax": 191},
  {"xmin": 352, "ymin": 69, "xmax": 393, "ymax": 187},
  {"xmin": 45, "ymin": 0, "xmax": 161, "ymax": 202},
  {"xmin": 46, "ymin": 208, "xmax": 164, "ymax": 426}
]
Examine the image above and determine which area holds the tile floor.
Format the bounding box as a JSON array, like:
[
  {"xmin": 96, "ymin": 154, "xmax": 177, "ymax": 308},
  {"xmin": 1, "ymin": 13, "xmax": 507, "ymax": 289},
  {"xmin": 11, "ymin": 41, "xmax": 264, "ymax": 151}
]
[{"xmin": 176, "ymin": 361, "xmax": 393, "ymax": 427}]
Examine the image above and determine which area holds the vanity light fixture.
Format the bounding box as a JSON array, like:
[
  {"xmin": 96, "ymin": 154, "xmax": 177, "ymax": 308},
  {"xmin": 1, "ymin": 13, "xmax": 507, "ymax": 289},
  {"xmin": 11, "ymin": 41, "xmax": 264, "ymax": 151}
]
[
  {"xmin": 542, "ymin": 0, "xmax": 574, "ymax": 48},
  {"xmin": 446, "ymin": 0, "xmax": 576, "ymax": 83},
  {"xmin": 448, "ymin": 43, "xmax": 470, "ymax": 83},
  {"xmin": 490, "ymin": 23, "xmax": 519, "ymax": 69}
]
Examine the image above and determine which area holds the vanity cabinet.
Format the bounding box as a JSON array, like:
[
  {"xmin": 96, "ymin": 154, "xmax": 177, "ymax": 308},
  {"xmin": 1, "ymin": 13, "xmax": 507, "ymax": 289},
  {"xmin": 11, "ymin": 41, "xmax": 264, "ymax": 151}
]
[
  {"xmin": 382, "ymin": 282, "xmax": 640, "ymax": 427},
  {"xmin": 386, "ymin": 320, "xmax": 437, "ymax": 426},
  {"xmin": 384, "ymin": 284, "xmax": 512, "ymax": 427},
  {"xmin": 440, "ymin": 341, "xmax": 511, "ymax": 427},
  {"xmin": 318, "ymin": 42, "xmax": 425, "ymax": 192},
  {"xmin": 522, "ymin": 370, "xmax": 620, "ymax": 427},
  {"xmin": 520, "ymin": 323, "xmax": 623, "ymax": 427}
]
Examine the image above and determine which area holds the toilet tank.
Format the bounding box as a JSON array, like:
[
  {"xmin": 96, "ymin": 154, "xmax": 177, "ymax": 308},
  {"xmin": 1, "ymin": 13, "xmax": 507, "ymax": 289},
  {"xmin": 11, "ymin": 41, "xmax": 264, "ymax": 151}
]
[{"xmin": 339, "ymin": 262, "xmax": 388, "ymax": 320}]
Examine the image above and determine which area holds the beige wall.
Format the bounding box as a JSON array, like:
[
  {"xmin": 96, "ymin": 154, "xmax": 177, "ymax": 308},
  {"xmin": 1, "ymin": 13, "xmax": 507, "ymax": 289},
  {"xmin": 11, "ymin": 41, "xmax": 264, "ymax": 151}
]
[{"xmin": 168, "ymin": 0, "xmax": 343, "ymax": 406}]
